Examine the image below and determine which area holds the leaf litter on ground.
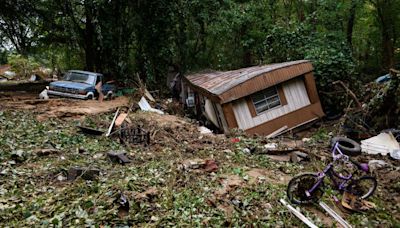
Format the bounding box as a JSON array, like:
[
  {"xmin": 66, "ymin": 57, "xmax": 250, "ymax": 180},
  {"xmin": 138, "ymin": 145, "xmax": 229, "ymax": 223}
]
[{"xmin": 0, "ymin": 103, "xmax": 399, "ymax": 227}]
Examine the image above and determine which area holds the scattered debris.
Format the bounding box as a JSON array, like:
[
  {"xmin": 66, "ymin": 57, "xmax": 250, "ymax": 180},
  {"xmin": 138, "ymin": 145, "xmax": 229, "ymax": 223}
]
[
  {"xmin": 264, "ymin": 143, "xmax": 278, "ymax": 150},
  {"xmin": 368, "ymin": 160, "xmax": 390, "ymax": 172},
  {"xmin": 107, "ymin": 151, "xmax": 131, "ymax": 164},
  {"xmin": 10, "ymin": 150, "xmax": 25, "ymax": 163},
  {"xmin": 361, "ymin": 132, "xmax": 400, "ymax": 156},
  {"xmin": 254, "ymin": 141, "xmax": 311, "ymax": 162},
  {"xmin": 115, "ymin": 193, "xmax": 130, "ymax": 218},
  {"xmin": 135, "ymin": 187, "xmax": 158, "ymax": 201},
  {"xmin": 319, "ymin": 201, "xmax": 352, "ymax": 228},
  {"xmin": 138, "ymin": 96, "xmax": 164, "ymax": 115},
  {"xmin": 33, "ymin": 148, "xmax": 61, "ymax": 156},
  {"xmin": 67, "ymin": 167, "xmax": 100, "ymax": 181},
  {"xmin": 179, "ymin": 158, "xmax": 219, "ymax": 173},
  {"xmin": 0, "ymin": 88, "xmax": 398, "ymax": 226},
  {"xmin": 258, "ymin": 147, "xmax": 309, "ymax": 163},
  {"xmin": 118, "ymin": 126, "xmax": 150, "ymax": 146},
  {"xmin": 56, "ymin": 174, "xmax": 67, "ymax": 182},
  {"xmin": 77, "ymin": 126, "xmax": 104, "ymax": 136},
  {"xmin": 106, "ymin": 108, "xmax": 120, "ymax": 137},
  {"xmin": 144, "ymin": 89, "xmax": 155, "ymax": 102},
  {"xmin": 341, "ymin": 192, "xmax": 376, "ymax": 212},
  {"xmin": 267, "ymin": 126, "xmax": 288, "ymax": 139},
  {"xmin": 214, "ymin": 175, "xmax": 243, "ymax": 197},
  {"xmin": 198, "ymin": 126, "xmax": 213, "ymax": 135},
  {"xmin": 204, "ymin": 159, "xmax": 219, "ymax": 172},
  {"xmin": 115, "ymin": 112, "xmax": 128, "ymax": 127},
  {"xmin": 279, "ymin": 199, "xmax": 318, "ymax": 228}
]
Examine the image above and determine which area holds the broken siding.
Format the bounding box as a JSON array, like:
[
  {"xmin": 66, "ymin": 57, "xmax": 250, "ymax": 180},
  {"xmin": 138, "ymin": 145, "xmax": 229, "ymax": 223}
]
[
  {"xmin": 204, "ymin": 99, "xmax": 219, "ymax": 127},
  {"xmin": 232, "ymin": 78, "xmax": 311, "ymax": 130},
  {"xmin": 204, "ymin": 99, "xmax": 229, "ymax": 133},
  {"xmin": 216, "ymin": 103, "xmax": 230, "ymax": 133}
]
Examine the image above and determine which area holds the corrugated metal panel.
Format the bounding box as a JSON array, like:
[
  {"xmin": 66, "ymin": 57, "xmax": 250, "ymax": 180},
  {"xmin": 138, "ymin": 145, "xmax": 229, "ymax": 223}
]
[
  {"xmin": 184, "ymin": 60, "xmax": 313, "ymax": 103},
  {"xmin": 232, "ymin": 78, "xmax": 311, "ymax": 130}
]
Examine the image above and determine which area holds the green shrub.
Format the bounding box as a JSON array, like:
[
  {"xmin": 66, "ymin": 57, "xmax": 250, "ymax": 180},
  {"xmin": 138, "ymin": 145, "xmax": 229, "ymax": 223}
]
[{"xmin": 8, "ymin": 54, "xmax": 40, "ymax": 79}]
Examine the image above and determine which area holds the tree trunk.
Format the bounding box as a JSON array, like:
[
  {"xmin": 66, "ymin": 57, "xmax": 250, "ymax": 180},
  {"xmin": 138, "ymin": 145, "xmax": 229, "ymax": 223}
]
[
  {"xmin": 347, "ymin": 0, "xmax": 357, "ymax": 48},
  {"xmin": 374, "ymin": 0, "xmax": 395, "ymax": 70},
  {"xmin": 84, "ymin": 0, "xmax": 95, "ymax": 72}
]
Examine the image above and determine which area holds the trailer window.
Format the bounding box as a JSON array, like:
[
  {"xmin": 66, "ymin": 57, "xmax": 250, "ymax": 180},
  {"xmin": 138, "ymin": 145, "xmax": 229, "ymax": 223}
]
[{"xmin": 251, "ymin": 87, "xmax": 281, "ymax": 114}]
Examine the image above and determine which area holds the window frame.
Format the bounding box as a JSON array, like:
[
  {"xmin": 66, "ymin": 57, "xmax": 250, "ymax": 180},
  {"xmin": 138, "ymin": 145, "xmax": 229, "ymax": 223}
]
[
  {"xmin": 251, "ymin": 86, "xmax": 282, "ymax": 115},
  {"xmin": 246, "ymin": 85, "xmax": 288, "ymax": 117}
]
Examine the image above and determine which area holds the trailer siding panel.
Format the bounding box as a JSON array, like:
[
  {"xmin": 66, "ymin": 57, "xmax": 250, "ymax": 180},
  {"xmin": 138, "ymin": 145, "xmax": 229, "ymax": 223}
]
[{"xmin": 232, "ymin": 78, "xmax": 311, "ymax": 130}]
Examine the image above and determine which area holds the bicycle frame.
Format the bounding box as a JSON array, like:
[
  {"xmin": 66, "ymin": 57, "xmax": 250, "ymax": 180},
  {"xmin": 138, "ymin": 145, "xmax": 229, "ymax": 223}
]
[{"xmin": 306, "ymin": 142, "xmax": 360, "ymax": 197}]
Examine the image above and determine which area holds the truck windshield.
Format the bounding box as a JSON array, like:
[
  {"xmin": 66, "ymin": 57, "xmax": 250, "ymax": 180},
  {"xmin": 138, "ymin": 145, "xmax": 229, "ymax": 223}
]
[{"xmin": 64, "ymin": 72, "xmax": 96, "ymax": 85}]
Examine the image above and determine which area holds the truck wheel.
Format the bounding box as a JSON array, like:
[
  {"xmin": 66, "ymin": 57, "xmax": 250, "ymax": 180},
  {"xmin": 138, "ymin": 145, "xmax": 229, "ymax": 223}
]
[
  {"xmin": 87, "ymin": 94, "xmax": 94, "ymax": 100},
  {"xmin": 105, "ymin": 91, "xmax": 113, "ymax": 100}
]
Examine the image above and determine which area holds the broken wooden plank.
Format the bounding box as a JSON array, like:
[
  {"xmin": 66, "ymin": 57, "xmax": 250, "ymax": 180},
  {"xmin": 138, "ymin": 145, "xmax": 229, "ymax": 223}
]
[
  {"xmin": 267, "ymin": 126, "xmax": 288, "ymax": 139},
  {"xmin": 144, "ymin": 88, "xmax": 155, "ymax": 102},
  {"xmin": 319, "ymin": 201, "xmax": 352, "ymax": 228},
  {"xmin": 258, "ymin": 148, "xmax": 309, "ymax": 155},
  {"xmin": 106, "ymin": 108, "xmax": 120, "ymax": 137},
  {"xmin": 115, "ymin": 113, "xmax": 128, "ymax": 127},
  {"xmin": 280, "ymin": 199, "xmax": 318, "ymax": 228}
]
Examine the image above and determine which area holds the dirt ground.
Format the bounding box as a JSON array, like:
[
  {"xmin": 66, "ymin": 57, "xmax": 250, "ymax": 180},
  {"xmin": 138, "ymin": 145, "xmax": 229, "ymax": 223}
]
[
  {"xmin": 0, "ymin": 91, "xmax": 399, "ymax": 227},
  {"xmin": 0, "ymin": 91, "xmax": 129, "ymax": 121}
]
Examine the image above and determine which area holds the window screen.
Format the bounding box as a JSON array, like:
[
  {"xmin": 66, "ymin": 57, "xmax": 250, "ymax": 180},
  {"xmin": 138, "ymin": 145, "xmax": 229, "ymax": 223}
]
[{"xmin": 251, "ymin": 87, "xmax": 281, "ymax": 114}]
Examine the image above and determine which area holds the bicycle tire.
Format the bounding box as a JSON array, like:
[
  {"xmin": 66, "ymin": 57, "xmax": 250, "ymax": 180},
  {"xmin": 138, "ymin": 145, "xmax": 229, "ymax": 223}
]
[
  {"xmin": 346, "ymin": 176, "xmax": 377, "ymax": 199},
  {"xmin": 287, "ymin": 173, "xmax": 324, "ymax": 204}
]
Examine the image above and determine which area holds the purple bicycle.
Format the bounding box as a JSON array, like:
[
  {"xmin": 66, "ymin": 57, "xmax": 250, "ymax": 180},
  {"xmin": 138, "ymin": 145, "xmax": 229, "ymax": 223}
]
[{"xmin": 287, "ymin": 141, "xmax": 377, "ymax": 204}]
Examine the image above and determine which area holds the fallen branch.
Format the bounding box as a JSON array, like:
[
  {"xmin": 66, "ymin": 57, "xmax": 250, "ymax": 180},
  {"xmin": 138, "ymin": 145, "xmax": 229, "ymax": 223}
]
[{"xmin": 332, "ymin": 80, "xmax": 362, "ymax": 109}]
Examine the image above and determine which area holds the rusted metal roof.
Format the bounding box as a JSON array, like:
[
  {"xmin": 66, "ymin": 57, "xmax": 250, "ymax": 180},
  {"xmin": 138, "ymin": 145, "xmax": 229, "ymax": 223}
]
[{"xmin": 185, "ymin": 60, "xmax": 313, "ymax": 104}]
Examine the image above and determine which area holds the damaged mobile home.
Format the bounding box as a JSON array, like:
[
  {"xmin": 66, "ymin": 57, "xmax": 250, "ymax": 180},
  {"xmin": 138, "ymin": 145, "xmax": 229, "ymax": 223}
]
[{"xmin": 183, "ymin": 60, "xmax": 325, "ymax": 136}]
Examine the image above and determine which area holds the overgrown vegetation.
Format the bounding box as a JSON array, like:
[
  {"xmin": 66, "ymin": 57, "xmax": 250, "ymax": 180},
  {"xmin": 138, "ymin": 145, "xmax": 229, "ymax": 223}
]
[
  {"xmin": 1, "ymin": 0, "xmax": 399, "ymax": 110},
  {"xmin": 7, "ymin": 54, "xmax": 40, "ymax": 79}
]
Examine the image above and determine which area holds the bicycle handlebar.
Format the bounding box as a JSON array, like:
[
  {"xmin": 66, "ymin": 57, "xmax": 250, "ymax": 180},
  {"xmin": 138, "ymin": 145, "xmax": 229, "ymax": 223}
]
[{"xmin": 332, "ymin": 142, "xmax": 348, "ymax": 162}]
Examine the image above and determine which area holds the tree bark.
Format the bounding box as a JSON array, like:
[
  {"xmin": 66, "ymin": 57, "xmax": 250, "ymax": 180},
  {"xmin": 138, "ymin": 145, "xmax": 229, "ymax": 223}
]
[
  {"xmin": 347, "ymin": 0, "xmax": 357, "ymax": 48},
  {"xmin": 84, "ymin": 0, "xmax": 95, "ymax": 72},
  {"xmin": 374, "ymin": 0, "xmax": 395, "ymax": 69}
]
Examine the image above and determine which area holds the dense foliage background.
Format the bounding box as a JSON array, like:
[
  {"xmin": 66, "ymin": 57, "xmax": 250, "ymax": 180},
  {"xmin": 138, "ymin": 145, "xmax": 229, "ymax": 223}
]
[{"xmin": 1, "ymin": 0, "xmax": 399, "ymax": 108}]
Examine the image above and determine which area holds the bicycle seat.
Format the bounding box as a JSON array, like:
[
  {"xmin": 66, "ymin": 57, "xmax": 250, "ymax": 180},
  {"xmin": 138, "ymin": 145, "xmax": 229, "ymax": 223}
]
[{"xmin": 349, "ymin": 158, "xmax": 369, "ymax": 172}]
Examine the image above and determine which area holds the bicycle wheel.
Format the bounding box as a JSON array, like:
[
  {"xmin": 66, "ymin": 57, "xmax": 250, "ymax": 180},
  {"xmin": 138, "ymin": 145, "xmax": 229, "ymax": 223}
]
[
  {"xmin": 287, "ymin": 173, "xmax": 324, "ymax": 204},
  {"xmin": 347, "ymin": 176, "xmax": 377, "ymax": 199}
]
